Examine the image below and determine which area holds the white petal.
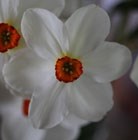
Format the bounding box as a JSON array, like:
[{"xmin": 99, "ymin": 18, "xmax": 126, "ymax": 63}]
[
  {"xmin": 46, "ymin": 124, "xmax": 79, "ymax": 140},
  {"xmin": 0, "ymin": 53, "xmax": 9, "ymax": 80},
  {"xmin": 3, "ymin": 48, "xmax": 54, "ymax": 97},
  {"xmin": 30, "ymin": 82, "xmax": 68, "ymax": 129},
  {"xmin": 6, "ymin": 84, "xmax": 32, "ymax": 98},
  {"xmin": 61, "ymin": 113, "xmax": 88, "ymax": 129},
  {"xmin": 0, "ymin": 0, "xmax": 19, "ymax": 22},
  {"xmin": 131, "ymin": 56, "xmax": 138, "ymax": 86},
  {"xmin": 66, "ymin": 75, "xmax": 113, "ymax": 121},
  {"xmin": 83, "ymin": 42, "xmax": 132, "ymax": 83},
  {"xmin": 21, "ymin": 8, "xmax": 69, "ymax": 60},
  {"xmin": 1, "ymin": 112, "xmax": 47, "ymax": 140},
  {"xmin": 65, "ymin": 4, "xmax": 110, "ymax": 57},
  {"xmin": 0, "ymin": 54, "xmax": 15, "ymax": 106}
]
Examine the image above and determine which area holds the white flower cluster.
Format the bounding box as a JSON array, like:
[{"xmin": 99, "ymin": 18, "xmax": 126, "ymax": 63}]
[{"xmin": 0, "ymin": 0, "xmax": 136, "ymax": 140}]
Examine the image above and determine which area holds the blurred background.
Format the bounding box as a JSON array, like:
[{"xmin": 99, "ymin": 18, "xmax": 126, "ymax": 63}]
[{"xmin": 62, "ymin": 0, "xmax": 138, "ymax": 140}]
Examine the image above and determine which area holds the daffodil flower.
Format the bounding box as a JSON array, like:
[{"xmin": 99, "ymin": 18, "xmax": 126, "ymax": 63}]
[
  {"xmin": 1, "ymin": 97, "xmax": 80, "ymax": 140},
  {"xmin": 0, "ymin": 0, "xmax": 65, "ymax": 54},
  {"xmin": 3, "ymin": 5, "xmax": 132, "ymax": 128}
]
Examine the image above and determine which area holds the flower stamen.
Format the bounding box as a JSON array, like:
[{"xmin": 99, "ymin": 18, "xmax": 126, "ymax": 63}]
[
  {"xmin": 55, "ymin": 56, "xmax": 83, "ymax": 83},
  {"xmin": 0, "ymin": 23, "xmax": 21, "ymax": 53}
]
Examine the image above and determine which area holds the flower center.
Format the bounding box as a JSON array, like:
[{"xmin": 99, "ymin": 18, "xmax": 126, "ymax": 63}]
[
  {"xmin": 0, "ymin": 23, "xmax": 21, "ymax": 53},
  {"xmin": 22, "ymin": 99, "xmax": 30, "ymax": 117},
  {"xmin": 55, "ymin": 56, "xmax": 83, "ymax": 83}
]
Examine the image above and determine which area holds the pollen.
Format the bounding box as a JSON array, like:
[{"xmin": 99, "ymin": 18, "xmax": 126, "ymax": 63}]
[
  {"xmin": 0, "ymin": 23, "xmax": 21, "ymax": 53},
  {"xmin": 55, "ymin": 56, "xmax": 83, "ymax": 83},
  {"xmin": 22, "ymin": 99, "xmax": 30, "ymax": 117}
]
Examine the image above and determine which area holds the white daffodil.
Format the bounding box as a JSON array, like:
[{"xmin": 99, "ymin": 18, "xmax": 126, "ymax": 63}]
[
  {"xmin": 3, "ymin": 5, "xmax": 132, "ymax": 129},
  {"xmin": 1, "ymin": 97, "xmax": 80, "ymax": 140},
  {"xmin": 0, "ymin": 0, "xmax": 65, "ymax": 54},
  {"xmin": 130, "ymin": 56, "xmax": 138, "ymax": 86}
]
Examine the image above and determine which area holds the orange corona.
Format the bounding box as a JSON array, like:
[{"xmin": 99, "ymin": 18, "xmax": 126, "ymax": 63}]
[
  {"xmin": 55, "ymin": 56, "xmax": 83, "ymax": 83},
  {"xmin": 0, "ymin": 23, "xmax": 20, "ymax": 52},
  {"xmin": 22, "ymin": 99, "xmax": 30, "ymax": 117}
]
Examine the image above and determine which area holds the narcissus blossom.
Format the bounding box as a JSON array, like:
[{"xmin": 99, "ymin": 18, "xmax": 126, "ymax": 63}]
[
  {"xmin": 3, "ymin": 5, "xmax": 132, "ymax": 128},
  {"xmin": 1, "ymin": 97, "xmax": 80, "ymax": 140}
]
